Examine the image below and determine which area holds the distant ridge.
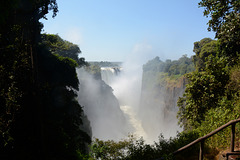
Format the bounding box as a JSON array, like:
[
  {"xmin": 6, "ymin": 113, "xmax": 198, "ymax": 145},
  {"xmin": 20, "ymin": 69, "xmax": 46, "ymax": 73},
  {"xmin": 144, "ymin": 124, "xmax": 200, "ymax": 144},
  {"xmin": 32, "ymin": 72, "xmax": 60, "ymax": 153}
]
[{"xmin": 88, "ymin": 61, "xmax": 122, "ymax": 67}]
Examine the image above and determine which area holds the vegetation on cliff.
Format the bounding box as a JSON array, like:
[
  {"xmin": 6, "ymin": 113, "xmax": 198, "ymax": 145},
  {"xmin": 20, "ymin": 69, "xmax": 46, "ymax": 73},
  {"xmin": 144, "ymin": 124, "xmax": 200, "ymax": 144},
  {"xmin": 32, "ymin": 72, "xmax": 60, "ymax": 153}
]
[{"xmin": 142, "ymin": 55, "xmax": 194, "ymax": 91}]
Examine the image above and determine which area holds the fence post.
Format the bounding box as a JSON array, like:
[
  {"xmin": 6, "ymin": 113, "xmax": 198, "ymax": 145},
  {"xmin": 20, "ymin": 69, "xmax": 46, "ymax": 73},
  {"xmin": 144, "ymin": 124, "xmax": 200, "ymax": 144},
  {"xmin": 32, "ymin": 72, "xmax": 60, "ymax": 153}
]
[
  {"xmin": 231, "ymin": 123, "xmax": 236, "ymax": 152},
  {"xmin": 199, "ymin": 140, "xmax": 204, "ymax": 160}
]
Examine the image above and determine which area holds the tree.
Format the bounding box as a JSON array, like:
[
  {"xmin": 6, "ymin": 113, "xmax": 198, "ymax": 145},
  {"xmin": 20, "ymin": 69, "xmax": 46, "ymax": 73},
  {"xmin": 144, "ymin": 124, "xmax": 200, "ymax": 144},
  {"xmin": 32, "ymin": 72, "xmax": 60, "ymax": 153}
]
[
  {"xmin": 0, "ymin": 1, "xmax": 58, "ymax": 158},
  {"xmin": 36, "ymin": 48, "xmax": 91, "ymax": 159},
  {"xmin": 41, "ymin": 34, "xmax": 88, "ymax": 66},
  {"xmin": 1, "ymin": 1, "xmax": 91, "ymax": 159},
  {"xmin": 192, "ymin": 38, "xmax": 219, "ymax": 71},
  {"xmin": 199, "ymin": 0, "xmax": 240, "ymax": 58},
  {"xmin": 177, "ymin": 57, "xmax": 229, "ymax": 129},
  {"xmin": 177, "ymin": 38, "xmax": 229, "ymax": 129}
]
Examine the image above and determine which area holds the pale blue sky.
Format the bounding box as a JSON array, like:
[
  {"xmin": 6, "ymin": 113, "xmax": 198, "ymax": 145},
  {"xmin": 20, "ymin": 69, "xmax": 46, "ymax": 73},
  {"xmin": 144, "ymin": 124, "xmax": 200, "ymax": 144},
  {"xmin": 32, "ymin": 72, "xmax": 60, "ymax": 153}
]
[{"xmin": 41, "ymin": 0, "xmax": 215, "ymax": 62}]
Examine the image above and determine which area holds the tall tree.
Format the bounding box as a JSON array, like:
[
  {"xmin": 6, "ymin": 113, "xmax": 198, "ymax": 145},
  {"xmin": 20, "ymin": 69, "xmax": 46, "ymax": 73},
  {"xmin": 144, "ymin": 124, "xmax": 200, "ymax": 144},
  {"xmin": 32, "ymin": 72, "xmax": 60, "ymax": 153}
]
[
  {"xmin": 199, "ymin": 0, "xmax": 240, "ymax": 58},
  {"xmin": 0, "ymin": 0, "xmax": 58, "ymax": 159},
  {"xmin": 41, "ymin": 34, "xmax": 88, "ymax": 66},
  {"xmin": 1, "ymin": 1, "xmax": 91, "ymax": 159},
  {"xmin": 192, "ymin": 38, "xmax": 218, "ymax": 71}
]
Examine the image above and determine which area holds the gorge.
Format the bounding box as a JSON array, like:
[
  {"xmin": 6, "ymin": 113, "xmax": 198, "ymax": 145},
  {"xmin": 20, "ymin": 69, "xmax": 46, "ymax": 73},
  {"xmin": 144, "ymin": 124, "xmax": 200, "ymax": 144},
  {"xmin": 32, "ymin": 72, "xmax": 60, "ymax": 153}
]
[{"xmin": 77, "ymin": 57, "xmax": 187, "ymax": 143}]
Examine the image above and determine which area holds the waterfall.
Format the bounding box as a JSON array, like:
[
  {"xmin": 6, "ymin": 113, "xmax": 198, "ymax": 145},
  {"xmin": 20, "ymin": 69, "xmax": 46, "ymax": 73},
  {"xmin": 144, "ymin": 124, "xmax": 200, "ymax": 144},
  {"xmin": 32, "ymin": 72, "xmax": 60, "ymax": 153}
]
[
  {"xmin": 100, "ymin": 64, "xmax": 182, "ymax": 142},
  {"xmin": 101, "ymin": 65, "xmax": 150, "ymax": 142},
  {"xmin": 101, "ymin": 67, "xmax": 121, "ymax": 85},
  {"xmin": 120, "ymin": 105, "xmax": 148, "ymax": 140},
  {"xmin": 77, "ymin": 63, "xmax": 182, "ymax": 143}
]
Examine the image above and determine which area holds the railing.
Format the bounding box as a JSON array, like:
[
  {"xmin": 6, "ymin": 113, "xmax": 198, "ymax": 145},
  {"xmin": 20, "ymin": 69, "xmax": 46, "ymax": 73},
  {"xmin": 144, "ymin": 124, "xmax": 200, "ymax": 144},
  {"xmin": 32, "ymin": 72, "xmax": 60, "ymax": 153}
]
[{"xmin": 173, "ymin": 118, "xmax": 240, "ymax": 160}]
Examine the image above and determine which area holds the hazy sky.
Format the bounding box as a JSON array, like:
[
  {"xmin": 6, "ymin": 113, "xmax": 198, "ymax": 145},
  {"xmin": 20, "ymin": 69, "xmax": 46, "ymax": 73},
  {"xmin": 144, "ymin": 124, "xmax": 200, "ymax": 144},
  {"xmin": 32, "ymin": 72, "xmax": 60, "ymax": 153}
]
[{"xmin": 41, "ymin": 0, "xmax": 215, "ymax": 62}]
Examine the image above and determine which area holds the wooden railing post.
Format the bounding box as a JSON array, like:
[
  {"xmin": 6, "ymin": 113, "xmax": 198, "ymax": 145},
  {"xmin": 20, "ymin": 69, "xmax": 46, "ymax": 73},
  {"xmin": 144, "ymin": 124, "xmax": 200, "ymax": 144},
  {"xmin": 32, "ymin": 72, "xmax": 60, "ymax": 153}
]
[
  {"xmin": 199, "ymin": 140, "xmax": 204, "ymax": 160},
  {"xmin": 231, "ymin": 123, "xmax": 236, "ymax": 152}
]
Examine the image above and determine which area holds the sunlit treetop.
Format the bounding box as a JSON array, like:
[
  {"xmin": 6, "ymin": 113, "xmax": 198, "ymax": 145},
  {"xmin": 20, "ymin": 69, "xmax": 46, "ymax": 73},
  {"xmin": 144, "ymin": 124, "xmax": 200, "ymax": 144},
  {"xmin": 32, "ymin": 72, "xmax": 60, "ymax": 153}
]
[
  {"xmin": 199, "ymin": 0, "xmax": 240, "ymax": 33},
  {"xmin": 199, "ymin": 0, "xmax": 240, "ymax": 58}
]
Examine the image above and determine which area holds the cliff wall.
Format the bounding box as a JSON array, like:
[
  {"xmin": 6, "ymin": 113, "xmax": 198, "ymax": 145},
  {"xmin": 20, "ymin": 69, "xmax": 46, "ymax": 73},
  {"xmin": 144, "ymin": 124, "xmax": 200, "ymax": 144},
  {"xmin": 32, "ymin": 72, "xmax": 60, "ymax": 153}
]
[{"xmin": 139, "ymin": 72, "xmax": 186, "ymax": 140}]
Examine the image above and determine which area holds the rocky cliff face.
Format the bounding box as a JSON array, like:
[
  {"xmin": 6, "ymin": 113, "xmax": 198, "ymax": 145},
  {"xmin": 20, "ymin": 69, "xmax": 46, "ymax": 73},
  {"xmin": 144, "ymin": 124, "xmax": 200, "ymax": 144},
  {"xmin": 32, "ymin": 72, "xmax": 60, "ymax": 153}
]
[
  {"xmin": 77, "ymin": 68, "xmax": 129, "ymax": 141},
  {"xmin": 139, "ymin": 74, "xmax": 185, "ymax": 140},
  {"xmin": 163, "ymin": 77, "xmax": 187, "ymax": 113}
]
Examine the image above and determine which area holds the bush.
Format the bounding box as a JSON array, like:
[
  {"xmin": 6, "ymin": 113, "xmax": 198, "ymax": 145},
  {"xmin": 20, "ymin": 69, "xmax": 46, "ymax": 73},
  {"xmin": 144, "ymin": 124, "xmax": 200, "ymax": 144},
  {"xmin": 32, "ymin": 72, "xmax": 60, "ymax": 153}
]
[{"xmin": 89, "ymin": 132, "xmax": 200, "ymax": 160}]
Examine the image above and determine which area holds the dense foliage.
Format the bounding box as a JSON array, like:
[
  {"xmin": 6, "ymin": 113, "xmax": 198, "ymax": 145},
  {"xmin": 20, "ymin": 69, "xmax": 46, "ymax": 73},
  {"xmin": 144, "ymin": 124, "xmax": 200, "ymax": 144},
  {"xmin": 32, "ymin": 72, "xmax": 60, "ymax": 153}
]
[
  {"xmin": 178, "ymin": 0, "xmax": 240, "ymax": 128},
  {"xmin": 142, "ymin": 55, "xmax": 194, "ymax": 91},
  {"xmin": 199, "ymin": 0, "xmax": 240, "ymax": 59},
  {"xmin": 41, "ymin": 33, "xmax": 88, "ymax": 66},
  {"xmin": 0, "ymin": 0, "xmax": 90, "ymax": 159},
  {"xmin": 177, "ymin": 0, "xmax": 240, "ymax": 155},
  {"xmin": 143, "ymin": 55, "xmax": 194, "ymax": 76},
  {"xmin": 88, "ymin": 132, "xmax": 199, "ymax": 160}
]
